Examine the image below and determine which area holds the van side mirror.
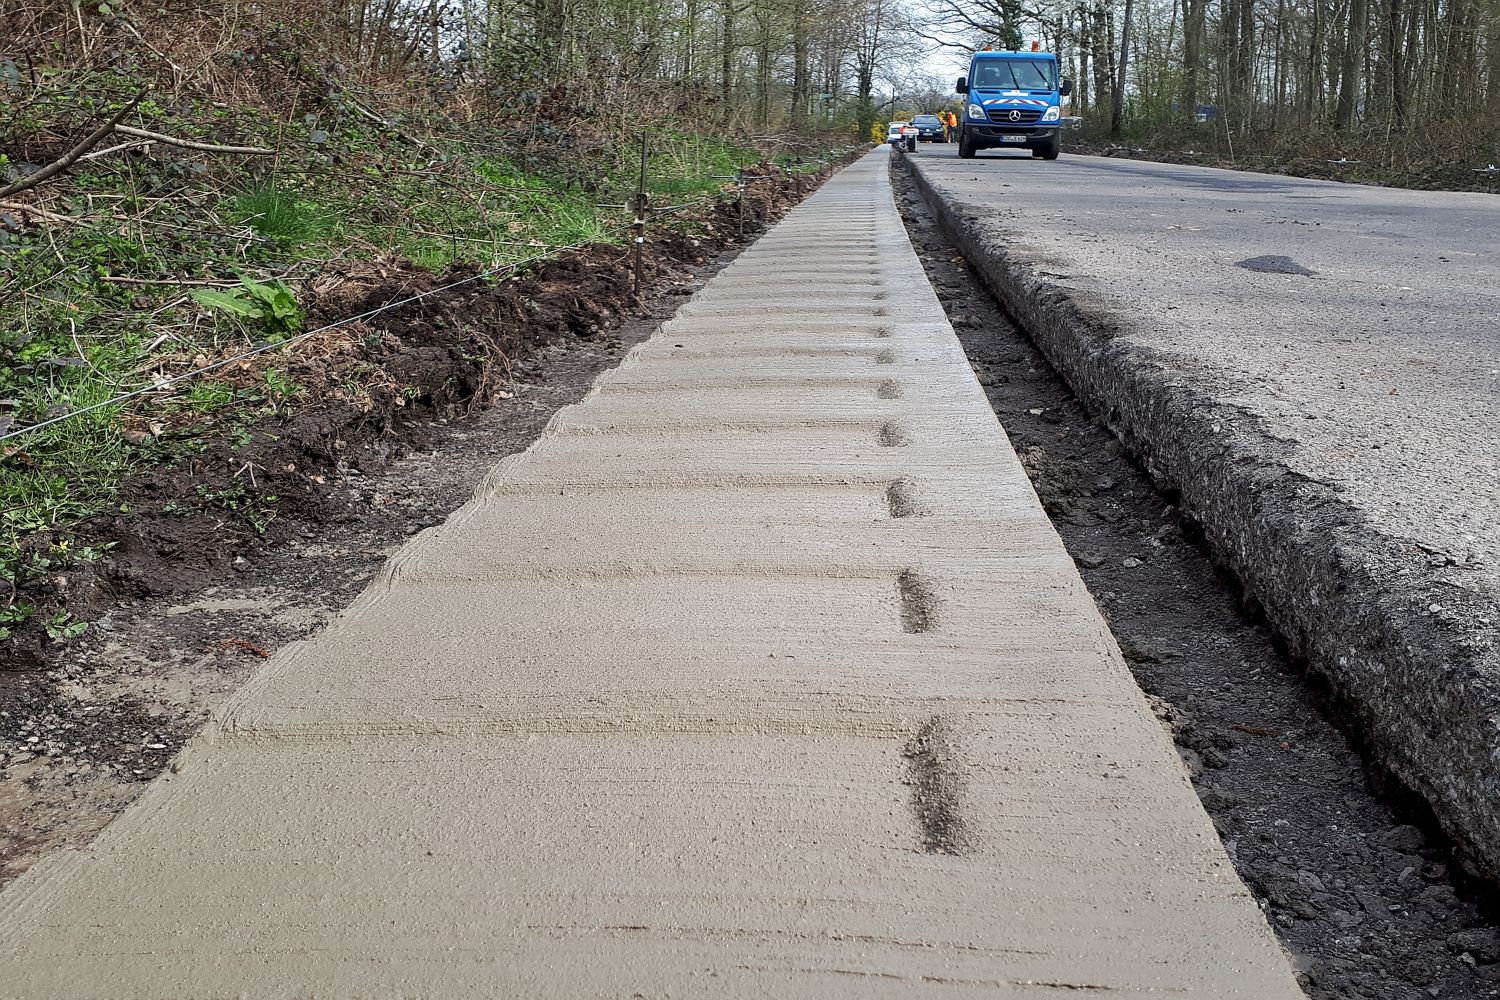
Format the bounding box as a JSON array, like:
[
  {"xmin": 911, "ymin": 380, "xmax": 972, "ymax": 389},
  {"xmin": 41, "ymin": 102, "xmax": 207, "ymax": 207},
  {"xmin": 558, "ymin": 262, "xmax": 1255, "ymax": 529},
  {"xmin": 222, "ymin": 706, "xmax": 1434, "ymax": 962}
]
[
  {"xmin": 956, "ymin": 76, "xmax": 968, "ymax": 95},
  {"xmin": 1059, "ymin": 78, "xmax": 1073, "ymax": 97}
]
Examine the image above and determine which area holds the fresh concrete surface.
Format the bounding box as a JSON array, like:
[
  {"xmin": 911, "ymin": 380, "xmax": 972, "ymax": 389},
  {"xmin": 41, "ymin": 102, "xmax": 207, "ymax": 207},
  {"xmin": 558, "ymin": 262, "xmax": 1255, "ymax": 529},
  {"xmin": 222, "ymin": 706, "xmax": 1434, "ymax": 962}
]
[
  {"xmin": 903, "ymin": 149, "xmax": 1500, "ymax": 879},
  {"xmin": 0, "ymin": 150, "xmax": 1301, "ymax": 998}
]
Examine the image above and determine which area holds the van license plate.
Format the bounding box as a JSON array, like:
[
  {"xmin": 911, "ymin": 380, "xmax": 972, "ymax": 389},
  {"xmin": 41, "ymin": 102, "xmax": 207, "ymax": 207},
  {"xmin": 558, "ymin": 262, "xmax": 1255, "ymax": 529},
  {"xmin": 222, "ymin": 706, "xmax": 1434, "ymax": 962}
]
[{"xmin": 1000, "ymin": 135, "xmax": 1026, "ymax": 143}]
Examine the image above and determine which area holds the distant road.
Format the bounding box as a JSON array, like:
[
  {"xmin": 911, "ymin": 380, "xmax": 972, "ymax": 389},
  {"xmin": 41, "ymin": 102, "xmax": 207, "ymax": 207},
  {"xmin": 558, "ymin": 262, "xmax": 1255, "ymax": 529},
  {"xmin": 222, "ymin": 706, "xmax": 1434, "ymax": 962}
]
[{"xmin": 907, "ymin": 149, "xmax": 1500, "ymax": 879}]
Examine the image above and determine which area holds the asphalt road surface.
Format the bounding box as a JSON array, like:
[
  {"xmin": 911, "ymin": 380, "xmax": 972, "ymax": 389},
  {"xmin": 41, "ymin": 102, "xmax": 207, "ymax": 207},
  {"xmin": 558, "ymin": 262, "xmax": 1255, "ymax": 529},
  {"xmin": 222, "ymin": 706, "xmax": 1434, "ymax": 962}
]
[
  {"xmin": 917, "ymin": 149, "xmax": 1499, "ymax": 581},
  {"xmin": 906, "ymin": 148, "xmax": 1500, "ymax": 880}
]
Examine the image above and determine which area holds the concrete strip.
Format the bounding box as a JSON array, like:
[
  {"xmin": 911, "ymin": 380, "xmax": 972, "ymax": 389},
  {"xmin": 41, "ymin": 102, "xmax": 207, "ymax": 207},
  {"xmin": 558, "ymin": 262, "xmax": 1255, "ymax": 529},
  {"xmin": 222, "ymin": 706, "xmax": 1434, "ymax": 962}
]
[
  {"xmin": 0, "ymin": 150, "xmax": 1302, "ymax": 998},
  {"xmin": 901, "ymin": 151, "xmax": 1500, "ymax": 881}
]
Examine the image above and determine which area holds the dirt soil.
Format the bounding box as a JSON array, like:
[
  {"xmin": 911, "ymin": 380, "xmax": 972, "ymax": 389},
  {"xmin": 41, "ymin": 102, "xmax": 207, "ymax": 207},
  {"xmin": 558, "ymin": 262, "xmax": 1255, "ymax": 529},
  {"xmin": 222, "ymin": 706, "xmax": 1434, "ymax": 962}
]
[
  {"xmin": 0, "ymin": 156, "xmax": 849, "ymax": 885},
  {"xmin": 894, "ymin": 168, "xmax": 1500, "ymax": 1000}
]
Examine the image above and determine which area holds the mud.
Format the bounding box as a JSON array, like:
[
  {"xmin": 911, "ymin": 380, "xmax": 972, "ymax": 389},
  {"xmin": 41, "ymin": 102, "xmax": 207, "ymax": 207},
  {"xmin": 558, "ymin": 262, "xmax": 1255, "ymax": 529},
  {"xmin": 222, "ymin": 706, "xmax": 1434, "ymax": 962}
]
[
  {"xmin": 894, "ymin": 168, "xmax": 1500, "ymax": 1000},
  {"xmin": 0, "ymin": 156, "xmax": 855, "ymax": 885}
]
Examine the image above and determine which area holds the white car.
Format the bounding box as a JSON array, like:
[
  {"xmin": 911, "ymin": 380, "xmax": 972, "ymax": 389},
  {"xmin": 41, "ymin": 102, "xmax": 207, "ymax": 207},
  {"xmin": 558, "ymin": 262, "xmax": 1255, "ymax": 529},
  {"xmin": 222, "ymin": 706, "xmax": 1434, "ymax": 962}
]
[{"xmin": 886, "ymin": 121, "xmax": 909, "ymax": 142}]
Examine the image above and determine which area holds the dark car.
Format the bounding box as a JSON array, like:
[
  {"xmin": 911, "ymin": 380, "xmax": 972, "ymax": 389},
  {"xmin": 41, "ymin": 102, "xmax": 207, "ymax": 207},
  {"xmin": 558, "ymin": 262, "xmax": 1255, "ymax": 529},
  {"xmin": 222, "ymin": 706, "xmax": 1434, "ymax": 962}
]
[{"xmin": 911, "ymin": 114, "xmax": 947, "ymax": 142}]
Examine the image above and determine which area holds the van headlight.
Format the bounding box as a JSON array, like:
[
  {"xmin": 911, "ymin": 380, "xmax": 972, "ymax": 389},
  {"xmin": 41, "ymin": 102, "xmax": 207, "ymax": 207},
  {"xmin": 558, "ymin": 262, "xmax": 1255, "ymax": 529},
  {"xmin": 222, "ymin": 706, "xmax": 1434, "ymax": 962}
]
[
  {"xmin": 1042, "ymin": 106, "xmax": 1061, "ymax": 122},
  {"xmin": 967, "ymin": 103, "xmax": 986, "ymax": 120}
]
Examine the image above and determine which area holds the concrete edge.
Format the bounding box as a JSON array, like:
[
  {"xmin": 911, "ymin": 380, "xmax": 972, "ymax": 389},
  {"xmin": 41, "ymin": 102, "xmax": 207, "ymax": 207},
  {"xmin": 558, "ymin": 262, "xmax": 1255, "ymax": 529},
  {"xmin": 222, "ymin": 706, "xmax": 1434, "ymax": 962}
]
[{"xmin": 899, "ymin": 154, "xmax": 1500, "ymax": 884}]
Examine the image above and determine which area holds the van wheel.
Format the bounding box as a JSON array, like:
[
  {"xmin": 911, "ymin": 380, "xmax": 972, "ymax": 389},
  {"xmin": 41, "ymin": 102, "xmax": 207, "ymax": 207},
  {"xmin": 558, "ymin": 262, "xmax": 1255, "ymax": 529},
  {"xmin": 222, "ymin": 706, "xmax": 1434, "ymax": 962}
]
[
  {"xmin": 1037, "ymin": 133, "xmax": 1061, "ymax": 160},
  {"xmin": 958, "ymin": 128, "xmax": 978, "ymax": 159}
]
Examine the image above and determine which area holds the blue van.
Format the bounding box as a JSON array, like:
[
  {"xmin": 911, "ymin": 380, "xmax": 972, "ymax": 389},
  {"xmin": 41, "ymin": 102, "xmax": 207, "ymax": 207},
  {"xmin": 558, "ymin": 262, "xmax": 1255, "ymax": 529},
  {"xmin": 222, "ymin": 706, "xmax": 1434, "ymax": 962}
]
[{"xmin": 956, "ymin": 50, "xmax": 1073, "ymax": 160}]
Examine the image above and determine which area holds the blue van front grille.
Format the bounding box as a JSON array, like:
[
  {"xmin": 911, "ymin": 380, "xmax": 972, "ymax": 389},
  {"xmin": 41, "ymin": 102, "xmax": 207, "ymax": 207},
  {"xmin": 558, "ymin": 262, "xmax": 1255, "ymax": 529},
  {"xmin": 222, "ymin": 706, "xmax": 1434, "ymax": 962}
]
[{"xmin": 987, "ymin": 108, "xmax": 1044, "ymax": 125}]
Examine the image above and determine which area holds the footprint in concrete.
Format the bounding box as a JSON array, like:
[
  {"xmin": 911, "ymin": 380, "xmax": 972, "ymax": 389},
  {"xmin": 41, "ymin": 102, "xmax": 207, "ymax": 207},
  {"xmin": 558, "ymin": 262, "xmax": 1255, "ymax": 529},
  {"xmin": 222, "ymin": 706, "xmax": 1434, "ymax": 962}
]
[
  {"xmin": 878, "ymin": 422, "xmax": 912, "ymax": 447},
  {"xmin": 903, "ymin": 716, "xmax": 973, "ymax": 855},
  {"xmin": 897, "ymin": 569, "xmax": 938, "ymax": 633},
  {"xmin": 1236, "ymin": 254, "xmax": 1316, "ymax": 276},
  {"xmin": 885, "ymin": 479, "xmax": 926, "ymax": 518}
]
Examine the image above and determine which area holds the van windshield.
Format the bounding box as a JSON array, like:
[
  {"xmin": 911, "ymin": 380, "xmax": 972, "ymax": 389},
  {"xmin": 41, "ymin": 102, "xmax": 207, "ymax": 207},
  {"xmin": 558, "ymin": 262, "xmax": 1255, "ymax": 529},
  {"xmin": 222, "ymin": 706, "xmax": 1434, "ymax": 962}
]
[{"xmin": 971, "ymin": 59, "xmax": 1056, "ymax": 91}]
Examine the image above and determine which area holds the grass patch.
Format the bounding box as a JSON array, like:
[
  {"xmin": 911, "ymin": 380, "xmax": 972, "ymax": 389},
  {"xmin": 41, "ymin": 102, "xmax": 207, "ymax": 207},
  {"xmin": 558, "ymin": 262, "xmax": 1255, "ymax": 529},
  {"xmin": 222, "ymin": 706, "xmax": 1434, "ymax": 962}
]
[
  {"xmin": 184, "ymin": 380, "xmax": 236, "ymax": 411},
  {"xmin": 1, "ymin": 380, "xmax": 137, "ymax": 614},
  {"xmin": 226, "ymin": 185, "xmax": 340, "ymax": 246},
  {"xmin": 643, "ymin": 132, "xmax": 748, "ymax": 197},
  {"xmin": 1, "ymin": 384, "xmax": 134, "ymax": 531},
  {"xmin": 539, "ymin": 200, "xmax": 614, "ymax": 247},
  {"xmin": 352, "ymin": 155, "xmax": 621, "ymax": 271}
]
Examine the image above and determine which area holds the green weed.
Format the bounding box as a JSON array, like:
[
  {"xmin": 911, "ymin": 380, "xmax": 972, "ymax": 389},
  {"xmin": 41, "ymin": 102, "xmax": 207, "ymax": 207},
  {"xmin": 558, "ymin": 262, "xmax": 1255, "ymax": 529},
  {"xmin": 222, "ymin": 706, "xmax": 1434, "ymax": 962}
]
[
  {"xmin": 191, "ymin": 277, "xmax": 304, "ymax": 339},
  {"xmin": 0, "ymin": 601, "xmax": 33, "ymax": 641},
  {"xmin": 642, "ymin": 132, "xmax": 749, "ymax": 196},
  {"xmin": 545, "ymin": 202, "xmax": 612, "ymax": 245},
  {"xmin": 185, "ymin": 380, "xmax": 236, "ymax": 411},
  {"xmin": 263, "ymin": 368, "xmax": 301, "ymax": 402},
  {"xmin": 194, "ymin": 481, "xmax": 278, "ymax": 535},
  {"xmin": 44, "ymin": 610, "xmax": 87, "ymax": 642}
]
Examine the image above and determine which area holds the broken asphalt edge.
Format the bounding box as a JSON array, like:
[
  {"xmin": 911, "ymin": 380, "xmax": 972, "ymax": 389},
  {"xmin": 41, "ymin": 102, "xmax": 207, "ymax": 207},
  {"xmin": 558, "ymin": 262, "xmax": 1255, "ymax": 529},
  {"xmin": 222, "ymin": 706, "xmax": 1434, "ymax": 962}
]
[{"xmin": 900, "ymin": 153, "xmax": 1500, "ymax": 886}]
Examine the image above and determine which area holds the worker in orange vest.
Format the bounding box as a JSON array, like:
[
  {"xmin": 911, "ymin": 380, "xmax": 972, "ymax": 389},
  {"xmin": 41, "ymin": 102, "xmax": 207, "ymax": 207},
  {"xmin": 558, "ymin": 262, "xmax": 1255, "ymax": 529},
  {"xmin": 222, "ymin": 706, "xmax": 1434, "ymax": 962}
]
[{"xmin": 941, "ymin": 110, "xmax": 958, "ymax": 142}]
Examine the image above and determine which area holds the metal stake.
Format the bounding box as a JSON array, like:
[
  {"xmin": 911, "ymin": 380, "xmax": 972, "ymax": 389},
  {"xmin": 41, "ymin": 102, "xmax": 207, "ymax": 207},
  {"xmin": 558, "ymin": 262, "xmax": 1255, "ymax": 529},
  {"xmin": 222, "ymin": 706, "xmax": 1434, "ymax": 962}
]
[
  {"xmin": 735, "ymin": 153, "xmax": 746, "ymax": 240},
  {"xmin": 631, "ymin": 135, "xmax": 649, "ymax": 299}
]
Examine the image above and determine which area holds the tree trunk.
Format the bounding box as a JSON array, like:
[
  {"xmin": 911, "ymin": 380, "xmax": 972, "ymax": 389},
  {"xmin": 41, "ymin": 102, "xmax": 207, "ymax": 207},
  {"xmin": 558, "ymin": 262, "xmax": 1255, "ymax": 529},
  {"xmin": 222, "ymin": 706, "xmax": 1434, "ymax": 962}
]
[
  {"xmin": 1304, "ymin": 0, "xmax": 1323, "ymax": 121},
  {"xmin": 1182, "ymin": 0, "xmax": 1206, "ymax": 116},
  {"xmin": 756, "ymin": 19, "xmax": 771, "ymax": 128},
  {"xmin": 1385, "ymin": 0, "xmax": 1408, "ymax": 123},
  {"xmin": 1220, "ymin": 0, "xmax": 1238, "ymax": 112},
  {"xmin": 1091, "ymin": 1, "xmax": 1112, "ymax": 119},
  {"xmin": 1237, "ymin": 0, "xmax": 1254, "ymax": 127},
  {"xmin": 1334, "ymin": 0, "xmax": 1366, "ymax": 128},
  {"xmin": 1112, "ymin": 0, "xmax": 1134, "ymax": 134},
  {"xmin": 1487, "ymin": 0, "xmax": 1500, "ymax": 125},
  {"xmin": 720, "ymin": 0, "xmax": 736, "ymax": 124},
  {"xmin": 1079, "ymin": 41, "xmax": 1092, "ymax": 111},
  {"xmin": 1271, "ymin": 0, "xmax": 1286, "ymax": 128},
  {"xmin": 791, "ymin": 0, "xmax": 809, "ymax": 126}
]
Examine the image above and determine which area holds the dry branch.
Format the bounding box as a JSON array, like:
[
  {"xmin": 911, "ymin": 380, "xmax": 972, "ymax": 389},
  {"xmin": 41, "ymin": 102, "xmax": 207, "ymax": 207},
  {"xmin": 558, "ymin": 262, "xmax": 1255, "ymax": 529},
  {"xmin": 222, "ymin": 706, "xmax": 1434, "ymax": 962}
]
[
  {"xmin": 344, "ymin": 95, "xmax": 431, "ymax": 150},
  {"xmin": 0, "ymin": 96, "xmax": 142, "ymax": 199},
  {"xmin": 0, "ymin": 201, "xmax": 78, "ymax": 226},
  {"xmin": 112, "ymin": 126, "xmax": 274, "ymax": 156},
  {"xmin": 80, "ymin": 140, "xmax": 158, "ymax": 162},
  {"xmin": 98, "ymin": 275, "xmax": 243, "ymax": 288}
]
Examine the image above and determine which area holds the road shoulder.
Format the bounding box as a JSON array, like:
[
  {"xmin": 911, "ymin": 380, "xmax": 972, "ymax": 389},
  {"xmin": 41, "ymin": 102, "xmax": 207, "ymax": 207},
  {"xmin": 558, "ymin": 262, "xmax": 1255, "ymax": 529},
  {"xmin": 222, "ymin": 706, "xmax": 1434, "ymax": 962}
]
[{"xmin": 901, "ymin": 152, "xmax": 1500, "ymax": 884}]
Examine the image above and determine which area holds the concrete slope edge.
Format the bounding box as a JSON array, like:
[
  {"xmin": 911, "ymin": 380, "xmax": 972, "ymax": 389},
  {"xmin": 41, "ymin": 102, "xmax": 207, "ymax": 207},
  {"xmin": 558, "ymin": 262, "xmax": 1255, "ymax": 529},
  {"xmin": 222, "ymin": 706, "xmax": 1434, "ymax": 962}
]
[{"xmin": 900, "ymin": 155, "xmax": 1500, "ymax": 884}]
